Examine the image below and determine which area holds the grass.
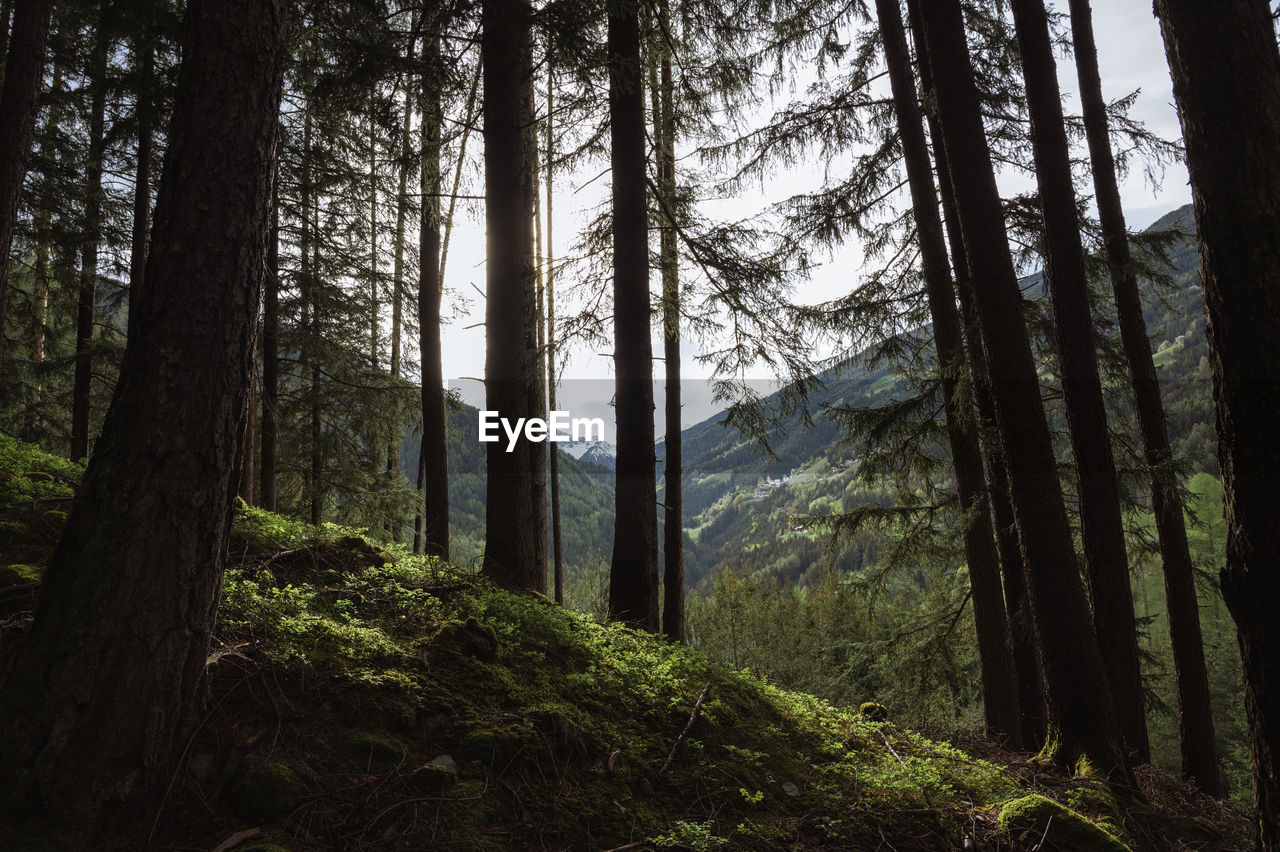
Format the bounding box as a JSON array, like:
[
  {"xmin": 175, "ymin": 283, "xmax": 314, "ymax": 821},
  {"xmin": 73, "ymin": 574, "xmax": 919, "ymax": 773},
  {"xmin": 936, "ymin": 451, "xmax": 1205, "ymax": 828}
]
[{"xmin": 0, "ymin": 431, "xmax": 1253, "ymax": 850}]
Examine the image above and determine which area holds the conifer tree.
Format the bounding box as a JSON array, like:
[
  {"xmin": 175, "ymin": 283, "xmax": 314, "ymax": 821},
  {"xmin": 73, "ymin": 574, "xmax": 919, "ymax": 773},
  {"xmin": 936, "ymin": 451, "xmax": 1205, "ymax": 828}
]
[
  {"xmin": 482, "ymin": 0, "xmax": 546, "ymax": 590},
  {"xmin": 912, "ymin": 0, "xmax": 1129, "ymax": 782},
  {"xmin": 1068, "ymin": 0, "xmax": 1218, "ymax": 793},
  {"xmin": 1008, "ymin": 0, "xmax": 1148, "ymax": 765},
  {"xmin": 0, "ymin": 0, "xmax": 286, "ymax": 816},
  {"xmin": 1153, "ymin": 0, "xmax": 1280, "ymax": 835},
  {"xmin": 0, "ymin": 0, "xmax": 55, "ymax": 377},
  {"xmin": 608, "ymin": 0, "xmax": 660, "ymax": 630},
  {"xmin": 876, "ymin": 0, "xmax": 1019, "ymax": 742}
]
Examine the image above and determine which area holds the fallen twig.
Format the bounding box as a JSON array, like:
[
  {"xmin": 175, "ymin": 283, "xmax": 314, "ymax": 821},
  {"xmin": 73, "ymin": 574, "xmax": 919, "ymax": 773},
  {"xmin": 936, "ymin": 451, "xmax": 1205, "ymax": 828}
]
[{"xmin": 659, "ymin": 680, "xmax": 711, "ymax": 777}]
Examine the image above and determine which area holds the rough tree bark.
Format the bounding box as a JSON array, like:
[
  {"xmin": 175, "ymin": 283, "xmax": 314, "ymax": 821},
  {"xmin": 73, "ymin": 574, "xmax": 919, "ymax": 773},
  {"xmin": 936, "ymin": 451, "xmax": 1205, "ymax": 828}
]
[
  {"xmin": 482, "ymin": 0, "xmax": 545, "ymax": 590},
  {"xmin": 0, "ymin": 0, "xmax": 54, "ymax": 377},
  {"xmin": 878, "ymin": 0, "xmax": 1020, "ymax": 743},
  {"xmin": 608, "ymin": 0, "xmax": 659, "ymax": 630},
  {"xmin": 0, "ymin": 0, "xmax": 286, "ymax": 824},
  {"xmin": 913, "ymin": 0, "xmax": 1128, "ymax": 782},
  {"xmin": 1009, "ymin": 0, "xmax": 1148, "ymax": 766},
  {"xmin": 1153, "ymin": 0, "xmax": 1280, "ymax": 835},
  {"xmin": 419, "ymin": 31, "xmax": 449, "ymax": 560},
  {"xmin": 1069, "ymin": 0, "xmax": 1218, "ymax": 792}
]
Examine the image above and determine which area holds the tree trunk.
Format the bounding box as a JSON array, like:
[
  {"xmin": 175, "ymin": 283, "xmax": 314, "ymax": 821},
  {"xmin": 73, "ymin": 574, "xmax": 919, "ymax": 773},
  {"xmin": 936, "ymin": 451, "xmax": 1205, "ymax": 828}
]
[
  {"xmin": 878, "ymin": 0, "xmax": 1019, "ymax": 743},
  {"xmin": 388, "ymin": 58, "xmax": 415, "ymax": 541},
  {"xmin": 419, "ymin": 32, "xmax": 449, "ymax": 560},
  {"xmin": 71, "ymin": 5, "xmax": 111, "ymax": 463},
  {"xmin": 1153, "ymin": 0, "xmax": 1280, "ymax": 835},
  {"xmin": 607, "ymin": 0, "xmax": 659, "ymax": 630},
  {"xmin": 0, "ymin": 0, "xmax": 13, "ymax": 80},
  {"xmin": 0, "ymin": 0, "xmax": 285, "ymax": 823},
  {"xmin": 127, "ymin": 18, "xmax": 155, "ymax": 345},
  {"xmin": 23, "ymin": 62, "xmax": 65, "ymax": 441},
  {"xmin": 1009, "ymin": 0, "xmax": 1148, "ymax": 766},
  {"xmin": 261, "ymin": 175, "xmax": 279, "ymax": 511},
  {"xmin": 481, "ymin": 0, "xmax": 545, "ymax": 590},
  {"xmin": 546, "ymin": 63, "xmax": 564, "ymax": 605},
  {"xmin": 0, "ymin": 0, "xmax": 53, "ymax": 376},
  {"xmin": 1069, "ymin": 0, "xmax": 1219, "ymax": 792},
  {"xmin": 906, "ymin": 0, "xmax": 1046, "ymax": 751},
  {"xmin": 913, "ymin": 0, "xmax": 1128, "ymax": 782},
  {"xmin": 652, "ymin": 0, "xmax": 685, "ymax": 642}
]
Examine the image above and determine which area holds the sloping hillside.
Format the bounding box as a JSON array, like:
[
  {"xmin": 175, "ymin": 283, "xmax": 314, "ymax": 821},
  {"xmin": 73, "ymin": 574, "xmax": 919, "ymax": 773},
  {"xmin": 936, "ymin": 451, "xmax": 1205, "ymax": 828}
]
[{"xmin": 0, "ymin": 434, "xmax": 1248, "ymax": 850}]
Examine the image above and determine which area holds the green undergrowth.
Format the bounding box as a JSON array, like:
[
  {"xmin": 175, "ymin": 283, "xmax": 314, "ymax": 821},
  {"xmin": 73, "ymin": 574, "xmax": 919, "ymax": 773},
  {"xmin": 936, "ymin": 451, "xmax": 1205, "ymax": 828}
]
[{"xmin": 0, "ymin": 432, "xmax": 1244, "ymax": 849}]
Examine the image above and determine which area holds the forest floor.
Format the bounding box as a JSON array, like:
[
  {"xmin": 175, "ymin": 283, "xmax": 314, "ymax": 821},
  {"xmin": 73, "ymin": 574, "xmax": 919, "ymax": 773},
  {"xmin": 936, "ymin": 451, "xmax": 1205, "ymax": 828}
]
[{"xmin": 0, "ymin": 433, "xmax": 1253, "ymax": 851}]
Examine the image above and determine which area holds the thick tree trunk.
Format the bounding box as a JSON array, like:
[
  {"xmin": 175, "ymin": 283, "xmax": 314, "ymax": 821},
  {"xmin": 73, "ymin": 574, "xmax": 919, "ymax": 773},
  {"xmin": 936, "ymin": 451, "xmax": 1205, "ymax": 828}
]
[
  {"xmin": 878, "ymin": 0, "xmax": 1019, "ymax": 743},
  {"xmin": 1153, "ymin": 0, "xmax": 1280, "ymax": 836},
  {"xmin": 71, "ymin": 6, "xmax": 111, "ymax": 463},
  {"xmin": 261, "ymin": 177, "xmax": 279, "ymax": 512},
  {"xmin": 913, "ymin": 0, "xmax": 1128, "ymax": 782},
  {"xmin": 481, "ymin": 0, "xmax": 545, "ymax": 590},
  {"xmin": 906, "ymin": 0, "xmax": 1046, "ymax": 751},
  {"xmin": 546, "ymin": 64, "xmax": 564, "ymax": 604},
  {"xmin": 419, "ymin": 32, "xmax": 449, "ymax": 561},
  {"xmin": 652, "ymin": 0, "xmax": 685, "ymax": 643},
  {"xmin": 1069, "ymin": 0, "xmax": 1218, "ymax": 792},
  {"xmin": 127, "ymin": 21, "xmax": 155, "ymax": 345},
  {"xmin": 607, "ymin": 0, "xmax": 659, "ymax": 630},
  {"xmin": 0, "ymin": 0, "xmax": 285, "ymax": 823},
  {"xmin": 1009, "ymin": 0, "xmax": 1148, "ymax": 766},
  {"xmin": 0, "ymin": 0, "xmax": 53, "ymax": 376}
]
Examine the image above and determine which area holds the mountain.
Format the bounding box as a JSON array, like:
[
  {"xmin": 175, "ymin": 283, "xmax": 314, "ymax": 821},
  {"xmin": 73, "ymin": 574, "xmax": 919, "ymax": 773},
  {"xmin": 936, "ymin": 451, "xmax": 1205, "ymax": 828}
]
[
  {"xmin": 561, "ymin": 439, "xmax": 618, "ymax": 470},
  {"xmin": 661, "ymin": 203, "xmax": 1214, "ymax": 588}
]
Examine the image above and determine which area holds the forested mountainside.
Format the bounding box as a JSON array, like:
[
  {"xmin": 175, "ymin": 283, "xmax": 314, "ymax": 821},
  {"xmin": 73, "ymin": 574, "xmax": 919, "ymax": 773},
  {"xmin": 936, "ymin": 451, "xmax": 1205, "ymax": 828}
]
[{"xmin": 639, "ymin": 204, "xmax": 1211, "ymax": 589}]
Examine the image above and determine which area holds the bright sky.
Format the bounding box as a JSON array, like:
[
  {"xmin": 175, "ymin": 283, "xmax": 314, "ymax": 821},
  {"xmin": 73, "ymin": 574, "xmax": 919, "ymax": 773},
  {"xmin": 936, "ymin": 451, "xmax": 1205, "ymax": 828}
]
[{"xmin": 439, "ymin": 0, "xmax": 1191, "ymax": 436}]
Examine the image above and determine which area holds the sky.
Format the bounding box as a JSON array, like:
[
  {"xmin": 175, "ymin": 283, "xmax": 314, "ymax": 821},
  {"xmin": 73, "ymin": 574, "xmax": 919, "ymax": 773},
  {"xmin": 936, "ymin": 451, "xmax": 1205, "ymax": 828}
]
[{"xmin": 439, "ymin": 0, "xmax": 1191, "ymax": 438}]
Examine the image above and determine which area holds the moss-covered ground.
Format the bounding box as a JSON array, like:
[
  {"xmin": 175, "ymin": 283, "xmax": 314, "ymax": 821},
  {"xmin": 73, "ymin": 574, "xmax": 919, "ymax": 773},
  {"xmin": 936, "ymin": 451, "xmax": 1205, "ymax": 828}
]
[{"xmin": 0, "ymin": 433, "xmax": 1252, "ymax": 850}]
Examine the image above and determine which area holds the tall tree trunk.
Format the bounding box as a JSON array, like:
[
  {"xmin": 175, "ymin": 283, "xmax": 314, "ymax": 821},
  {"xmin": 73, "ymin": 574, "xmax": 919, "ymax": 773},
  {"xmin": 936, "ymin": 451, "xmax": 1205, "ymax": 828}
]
[
  {"xmin": 913, "ymin": 0, "xmax": 1128, "ymax": 782},
  {"xmin": 608, "ymin": 0, "xmax": 659, "ymax": 630},
  {"xmin": 71, "ymin": 6, "xmax": 111, "ymax": 463},
  {"xmin": 300, "ymin": 111, "xmax": 322, "ymax": 526},
  {"xmin": 0, "ymin": 0, "xmax": 285, "ymax": 821},
  {"xmin": 546, "ymin": 62, "xmax": 564, "ymax": 605},
  {"xmin": 261, "ymin": 175, "xmax": 279, "ymax": 511},
  {"xmin": 23, "ymin": 62, "xmax": 65, "ymax": 441},
  {"xmin": 0, "ymin": 0, "xmax": 53, "ymax": 376},
  {"xmin": 1069, "ymin": 0, "xmax": 1218, "ymax": 792},
  {"xmin": 878, "ymin": 0, "xmax": 1019, "ymax": 742},
  {"xmin": 419, "ymin": 31, "xmax": 449, "ymax": 560},
  {"xmin": 481, "ymin": 0, "xmax": 544, "ymax": 590},
  {"xmin": 1009, "ymin": 0, "xmax": 1148, "ymax": 766},
  {"xmin": 127, "ymin": 18, "xmax": 155, "ymax": 345},
  {"xmin": 652, "ymin": 0, "xmax": 685, "ymax": 642},
  {"xmin": 388, "ymin": 62, "xmax": 415, "ymax": 540},
  {"xmin": 369, "ymin": 96, "xmax": 380, "ymax": 373},
  {"xmin": 1153, "ymin": 0, "xmax": 1280, "ymax": 835},
  {"xmin": 906, "ymin": 0, "xmax": 1045, "ymax": 751}
]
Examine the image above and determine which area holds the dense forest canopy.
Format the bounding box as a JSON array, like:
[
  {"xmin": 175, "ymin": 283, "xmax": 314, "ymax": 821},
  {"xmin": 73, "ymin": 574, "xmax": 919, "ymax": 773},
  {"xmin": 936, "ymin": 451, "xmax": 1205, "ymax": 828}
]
[{"xmin": 0, "ymin": 0, "xmax": 1279, "ymax": 849}]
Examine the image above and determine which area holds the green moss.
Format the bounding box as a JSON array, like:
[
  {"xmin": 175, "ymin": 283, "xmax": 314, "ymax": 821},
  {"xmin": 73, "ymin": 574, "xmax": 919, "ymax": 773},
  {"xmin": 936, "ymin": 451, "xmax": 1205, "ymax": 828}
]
[
  {"xmin": 0, "ymin": 563, "xmax": 41, "ymax": 586},
  {"xmin": 858, "ymin": 701, "xmax": 888, "ymax": 722},
  {"xmin": 228, "ymin": 758, "xmax": 307, "ymax": 821},
  {"xmin": 347, "ymin": 732, "xmax": 404, "ymax": 773},
  {"xmin": 998, "ymin": 794, "xmax": 1130, "ymax": 851}
]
